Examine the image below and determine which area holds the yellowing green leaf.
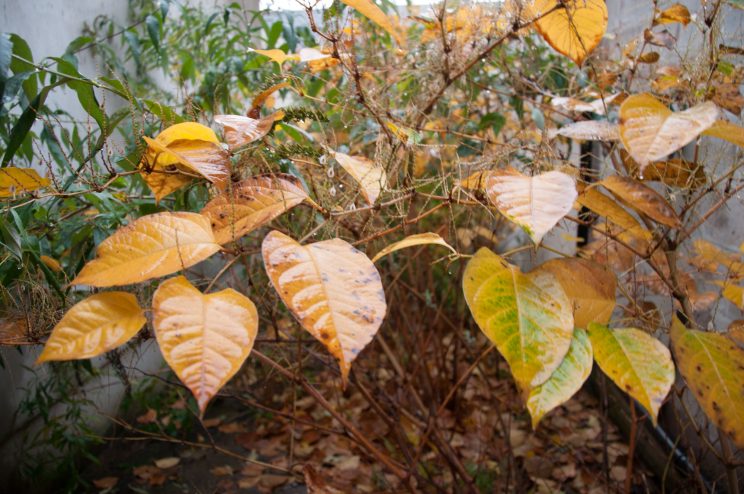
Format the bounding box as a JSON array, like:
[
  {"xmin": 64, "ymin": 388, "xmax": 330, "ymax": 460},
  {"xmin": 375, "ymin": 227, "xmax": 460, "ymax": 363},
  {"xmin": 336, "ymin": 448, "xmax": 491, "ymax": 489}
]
[
  {"xmin": 538, "ymin": 258, "xmax": 616, "ymax": 328},
  {"xmin": 483, "ymin": 167, "xmax": 577, "ymax": 245},
  {"xmin": 527, "ymin": 328, "xmax": 593, "ymax": 428},
  {"xmin": 0, "ymin": 167, "xmax": 50, "ymax": 198},
  {"xmin": 214, "ymin": 112, "xmax": 283, "ymax": 151},
  {"xmin": 619, "ymin": 94, "xmax": 719, "ymax": 172},
  {"xmin": 600, "ymin": 175, "xmax": 681, "ymax": 228},
  {"xmin": 671, "ymin": 317, "xmax": 744, "ymax": 447},
  {"xmin": 332, "ymin": 151, "xmax": 387, "ymax": 205},
  {"xmin": 340, "ymin": 0, "xmax": 406, "ymax": 46},
  {"xmin": 262, "ymin": 230, "xmax": 387, "ymax": 387},
  {"xmin": 702, "ymin": 119, "xmax": 744, "ymax": 148},
  {"xmin": 201, "ymin": 174, "xmax": 310, "ymax": 245},
  {"xmin": 587, "ymin": 323, "xmax": 674, "ymax": 424},
  {"xmin": 532, "ymin": 0, "xmax": 608, "ymax": 65},
  {"xmin": 37, "ymin": 292, "xmax": 146, "ymax": 363},
  {"xmin": 153, "ymin": 276, "xmax": 258, "ymax": 415},
  {"xmin": 71, "ymin": 212, "xmax": 221, "ymax": 287},
  {"xmin": 463, "ymin": 248, "xmax": 574, "ymax": 392},
  {"xmin": 371, "ymin": 232, "xmax": 457, "ymax": 263}
]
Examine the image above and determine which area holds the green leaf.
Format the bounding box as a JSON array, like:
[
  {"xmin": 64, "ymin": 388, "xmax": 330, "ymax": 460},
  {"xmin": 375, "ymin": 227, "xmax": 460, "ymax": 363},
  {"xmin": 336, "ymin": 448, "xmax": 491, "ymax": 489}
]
[
  {"xmin": 670, "ymin": 317, "xmax": 744, "ymax": 447},
  {"xmin": 463, "ymin": 247, "xmax": 574, "ymax": 392},
  {"xmin": 55, "ymin": 58, "xmax": 106, "ymax": 132},
  {"xmin": 527, "ymin": 328, "xmax": 593, "ymax": 428},
  {"xmin": 478, "ymin": 112, "xmax": 506, "ymax": 136},
  {"xmin": 2, "ymin": 85, "xmax": 52, "ymax": 166},
  {"xmin": 146, "ymin": 15, "xmax": 161, "ymax": 53},
  {"xmin": 587, "ymin": 323, "xmax": 674, "ymax": 424},
  {"xmin": 8, "ymin": 34, "xmax": 37, "ymax": 99}
]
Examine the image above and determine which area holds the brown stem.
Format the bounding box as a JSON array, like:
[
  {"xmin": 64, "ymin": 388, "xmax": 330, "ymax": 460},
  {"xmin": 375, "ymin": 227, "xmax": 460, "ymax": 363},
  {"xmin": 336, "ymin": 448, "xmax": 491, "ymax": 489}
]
[{"xmin": 625, "ymin": 398, "xmax": 638, "ymax": 494}]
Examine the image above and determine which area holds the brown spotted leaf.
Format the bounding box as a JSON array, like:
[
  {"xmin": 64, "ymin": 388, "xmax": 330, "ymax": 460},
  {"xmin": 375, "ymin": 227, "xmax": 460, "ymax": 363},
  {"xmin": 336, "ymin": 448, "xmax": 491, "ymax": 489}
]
[
  {"xmin": 201, "ymin": 174, "xmax": 310, "ymax": 244},
  {"xmin": 671, "ymin": 317, "xmax": 744, "ymax": 447},
  {"xmin": 600, "ymin": 175, "xmax": 681, "ymax": 228},
  {"xmin": 262, "ymin": 230, "xmax": 387, "ymax": 386}
]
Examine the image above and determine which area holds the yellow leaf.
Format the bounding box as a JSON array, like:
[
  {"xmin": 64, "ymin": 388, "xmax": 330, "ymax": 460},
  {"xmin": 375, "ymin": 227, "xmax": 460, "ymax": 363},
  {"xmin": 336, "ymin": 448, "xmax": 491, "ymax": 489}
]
[
  {"xmin": 142, "ymin": 137, "xmax": 231, "ymax": 190},
  {"xmin": 140, "ymin": 122, "xmax": 222, "ymax": 201},
  {"xmin": 298, "ymin": 48, "xmax": 340, "ymax": 72},
  {"xmin": 587, "ymin": 323, "xmax": 674, "ymax": 424},
  {"xmin": 532, "ymin": 0, "xmax": 608, "ymax": 65},
  {"xmin": 0, "ymin": 167, "xmax": 50, "ymax": 198},
  {"xmin": 481, "ymin": 167, "xmax": 577, "ymax": 245},
  {"xmin": 201, "ymin": 174, "xmax": 310, "ymax": 245},
  {"xmin": 153, "ymin": 276, "xmax": 258, "ymax": 415},
  {"xmin": 527, "ymin": 328, "xmax": 593, "ymax": 428},
  {"xmin": 600, "ymin": 175, "xmax": 681, "ymax": 228},
  {"xmin": 214, "ymin": 112, "xmax": 283, "ymax": 151},
  {"xmin": 340, "ymin": 0, "xmax": 406, "ymax": 46},
  {"xmin": 36, "ymin": 292, "xmax": 146, "ymax": 363},
  {"xmin": 621, "ymin": 150, "xmax": 706, "ymax": 188},
  {"xmin": 576, "ymin": 187, "xmax": 651, "ymax": 240},
  {"xmin": 538, "ymin": 258, "xmax": 616, "ymax": 328},
  {"xmin": 71, "ymin": 212, "xmax": 221, "ymax": 287},
  {"xmin": 463, "ymin": 248, "xmax": 574, "ymax": 392},
  {"xmin": 654, "ymin": 4, "xmax": 691, "ymax": 26},
  {"xmin": 548, "ymin": 120, "xmax": 619, "ymax": 141},
  {"xmin": 250, "ymin": 82, "xmax": 291, "ymax": 116},
  {"xmin": 331, "ymin": 151, "xmax": 387, "ymax": 204},
  {"xmin": 262, "ymin": 230, "xmax": 387, "ymax": 387},
  {"xmin": 251, "ymin": 48, "xmax": 300, "ymax": 65},
  {"xmin": 619, "ymin": 94, "xmax": 719, "ymax": 172},
  {"xmin": 40, "ymin": 255, "xmax": 63, "ymax": 273},
  {"xmin": 671, "ymin": 317, "xmax": 744, "ymax": 447},
  {"xmin": 371, "ymin": 232, "xmax": 457, "ymax": 263},
  {"xmin": 702, "ymin": 119, "xmax": 744, "ymax": 148}
]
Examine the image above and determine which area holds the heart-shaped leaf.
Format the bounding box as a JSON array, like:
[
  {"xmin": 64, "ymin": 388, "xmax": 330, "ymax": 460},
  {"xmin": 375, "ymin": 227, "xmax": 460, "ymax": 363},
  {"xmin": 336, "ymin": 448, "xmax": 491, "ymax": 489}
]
[
  {"xmin": 538, "ymin": 258, "xmax": 616, "ymax": 328},
  {"xmin": 463, "ymin": 248, "xmax": 574, "ymax": 391},
  {"xmin": 587, "ymin": 322, "xmax": 674, "ymax": 424},
  {"xmin": 262, "ymin": 230, "xmax": 387, "ymax": 386},
  {"xmin": 532, "ymin": 0, "xmax": 608, "ymax": 65},
  {"xmin": 619, "ymin": 94, "xmax": 719, "ymax": 172},
  {"xmin": 153, "ymin": 275, "xmax": 258, "ymax": 415},
  {"xmin": 671, "ymin": 317, "xmax": 744, "ymax": 447},
  {"xmin": 527, "ymin": 328, "xmax": 593, "ymax": 428},
  {"xmin": 201, "ymin": 174, "xmax": 310, "ymax": 245},
  {"xmin": 481, "ymin": 167, "xmax": 577, "ymax": 245},
  {"xmin": 71, "ymin": 212, "xmax": 221, "ymax": 287},
  {"xmin": 37, "ymin": 292, "xmax": 146, "ymax": 362}
]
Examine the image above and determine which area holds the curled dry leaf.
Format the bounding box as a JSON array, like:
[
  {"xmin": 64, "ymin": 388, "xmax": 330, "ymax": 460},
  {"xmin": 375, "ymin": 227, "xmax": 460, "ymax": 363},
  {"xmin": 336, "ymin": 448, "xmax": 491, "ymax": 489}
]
[
  {"xmin": 527, "ymin": 328, "xmax": 593, "ymax": 429},
  {"xmin": 538, "ymin": 257, "xmax": 617, "ymax": 328},
  {"xmin": 139, "ymin": 122, "xmax": 224, "ymax": 201},
  {"xmin": 153, "ymin": 276, "xmax": 258, "ymax": 415},
  {"xmin": 371, "ymin": 232, "xmax": 457, "ymax": 263},
  {"xmin": 463, "ymin": 248, "xmax": 574, "ymax": 392},
  {"xmin": 577, "ymin": 187, "xmax": 651, "ymax": 241},
  {"xmin": 262, "ymin": 230, "xmax": 387, "ymax": 386},
  {"xmin": 654, "ymin": 3, "xmax": 691, "ymax": 26},
  {"xmin": 621, "ymin": 150, "xmax": 706, "ymax": 188},
  {"xmin": 587, "ymin": 323, "xmax": 674, "ymax": 424},
  {"xmin": 548, "ymin": 120, "xmax": 619, "ymax": 141},
  {"xmin": 600, "ymin": 175, "xmax": 681, "ymax": 228},
  {"xmin": 37, "ymin": 292, "xmax": 146, "ymax": 363},
  {"xmin": 0, "ymin": 167, "xmax": 50, "ymax": 198},
  {"xmin": 201, "ymin": 173, "xmax": 310, "ymax": 245},
  {"xmin": 71, "ymin": 212, "xmax": 221, "ymax": 287},
  {"xmin": 250, "ymin": 81, "xmax": 291, "ymax": 117},
  {"xmin": 480, "ymin": 167, "xmax": 577, "ymax": 245},
  {"xmin": 671, "ymin": 317, "xmax": 744, "ymax": 447},
  {"xmin": 214, "ymin": 112, "xmax": 283, "ymax": 150},
  {"xmin": 531, "ymin": 0, "xmax": 608, "ymax": 66},
  {"xmin": 331, "ymin": 150, "xmax": 387, "ymax": 205},
  {"xmin": 619, "ymin": 93, "xmax": 719, "ymax": 172}
]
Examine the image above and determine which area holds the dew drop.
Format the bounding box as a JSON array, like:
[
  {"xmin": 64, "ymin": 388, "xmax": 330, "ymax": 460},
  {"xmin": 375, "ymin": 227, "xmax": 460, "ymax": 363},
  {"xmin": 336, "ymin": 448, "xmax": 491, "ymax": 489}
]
[
  {"xmin": 327, "ymin": 166, "xmax": 335, "ymax": 178},
  {"xmin": 319, "ymin": 154, "xmax": 328, "ymax": 165},
  {"xmin": 329, "ymin": 186, "xmax": 337, "ymax": 197}
]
